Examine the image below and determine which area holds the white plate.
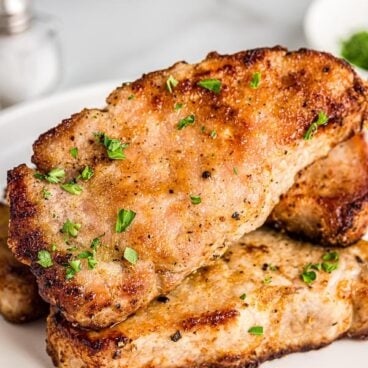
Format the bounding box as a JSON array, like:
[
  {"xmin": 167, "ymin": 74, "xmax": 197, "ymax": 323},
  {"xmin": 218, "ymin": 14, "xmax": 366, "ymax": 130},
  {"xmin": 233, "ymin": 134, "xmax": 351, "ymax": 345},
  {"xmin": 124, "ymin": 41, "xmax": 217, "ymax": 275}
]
[
  {"xmin": 304, "ymin": 0, "xmax": 368, "ymax": 78},
  {"xmin": 0, "ymin": 82, "xmax": 367, "ymax": 367}
]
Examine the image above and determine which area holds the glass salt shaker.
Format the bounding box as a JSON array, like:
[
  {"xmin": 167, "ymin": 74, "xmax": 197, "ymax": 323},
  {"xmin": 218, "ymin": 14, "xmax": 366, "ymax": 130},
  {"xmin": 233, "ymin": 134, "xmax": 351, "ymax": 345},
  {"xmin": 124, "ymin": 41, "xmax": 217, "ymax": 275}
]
[{"xmin": 0, "ymin": 0, "xmax": 62, "ymax": 108}]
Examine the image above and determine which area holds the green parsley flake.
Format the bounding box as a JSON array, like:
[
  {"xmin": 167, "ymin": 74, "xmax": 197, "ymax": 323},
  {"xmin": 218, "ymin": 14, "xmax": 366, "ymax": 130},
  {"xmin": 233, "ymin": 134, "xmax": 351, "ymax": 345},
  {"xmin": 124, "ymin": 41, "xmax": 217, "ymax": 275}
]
[
  {"xmin": 95, "ymin": 132, "xmax": 129, "ymax": 160},
  {"xmin": 166, "ymin": 75, "xmax": 178, "ymax": 93},
  {"xmin": 174, "ymin": 102, "xmax": 183, "ymax": 111},
  {"xmin": 322, "ymin": 251, "xmax": 339, "ymax": 262},
  {"xmin": 61, "ymin": 183, "xmax": 83, "ymax": 195},
  {"xmin": 233, "ymin": 167, "xmax": 239, "ymax": 175},
  {"xmin": 177, "ymin": 114, "xmax": 195, "ymax": 130},
  {"xmin": 124, "ymin": 247, "xmax": 138, "ymax": 265},
  {"xmin": 51, "ymin": 244, "xmax": 57, "ymax": 252},
  {"xmin": 248, "ymin": 326, "xmax": 263, "ymax": 336},
  {"xmin": 341, "ymin": 31, "xmax": 368, "ymax": 70},
  {"xmin": 250, "ymin": 72, "xmax": 261, "ymax": 89},
  {"xmin": 42, "ymin": 187, "xmax": 52, "ymax": 200},
  {"xmin": 65, "ymin": 260, "xmax": 81, "ymax": 280},
  {"xmin": 304, "ymin": 112, "xmax": 329, "ymax": 140},
  {"xmin": 70, "ymin": 147, "xmax": 78, "ymax": 159},
  {"xmin": 81, "ymin": 166, "xmax": 94, "ymax": 181},
  {"xmin": 116, "ymin": 209, "xmax": 136, "ymax": 233},
  {"xmin": 197, "ymin": 79, "xmax": 222, "ymax": 94},
  {"xmin": 240, "ymin": 293, "xmax": 247, "ymax": 300},
  {"xmin": 128, "ymin": 94, "xmax": 135, "ymax": 100},
  {"xmin": 37, "ymin": 250, "xmax": 53, "ymax": 268},
  {"xmin": 35, "ymin": 168, "xmax": 65, "ymax": 184},
  {"xmin": 78, "ymin": 250, "xmax": 97, "ymax": 270},
  {"xmin": 61, "ymin": 219, "xmax": 81, "ymax": 238},
  {"xmin": 190, "ymin": 195, "xmax": 201, "ymax": 205},
  {"xmin": 210, "ymin": 130, "xmax": 217, "ymax": 138},
  {"xmin": 263, "ymin": 276, "xmax": 272, "ymax": 284},
  {"xmin": 322, "ymin": 262, "xmax": 338, "ymax": 273},
  {"xmin": 301, "ymin": 263, "xmax": 317, "ymax": 284}
]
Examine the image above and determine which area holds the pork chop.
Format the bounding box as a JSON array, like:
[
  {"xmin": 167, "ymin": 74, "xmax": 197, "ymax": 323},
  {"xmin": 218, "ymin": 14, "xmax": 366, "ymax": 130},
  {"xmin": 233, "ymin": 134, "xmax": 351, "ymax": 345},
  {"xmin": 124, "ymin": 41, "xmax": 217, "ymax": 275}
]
[
  {"xmin": 269, "ymin": 132, "xmax": 368, "ymax": 246},
  {"xmin": 47, "ymin": 227, "xmax": 368, "ymax": 368},
  {"xmin": 7, "ymin": 47, "xmax": 367, "ymax": 328},
  {"xmin": 0, "ymin": 203, "xmax": 47, "ymax": 323}
]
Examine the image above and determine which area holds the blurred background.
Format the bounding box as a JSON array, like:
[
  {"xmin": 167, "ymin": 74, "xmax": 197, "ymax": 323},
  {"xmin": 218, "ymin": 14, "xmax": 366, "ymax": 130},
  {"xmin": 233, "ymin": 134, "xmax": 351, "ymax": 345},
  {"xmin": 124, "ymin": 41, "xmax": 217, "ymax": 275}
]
[{"xmin": 0, "ymin": 0, "xmax": 367, "ymax": 108}]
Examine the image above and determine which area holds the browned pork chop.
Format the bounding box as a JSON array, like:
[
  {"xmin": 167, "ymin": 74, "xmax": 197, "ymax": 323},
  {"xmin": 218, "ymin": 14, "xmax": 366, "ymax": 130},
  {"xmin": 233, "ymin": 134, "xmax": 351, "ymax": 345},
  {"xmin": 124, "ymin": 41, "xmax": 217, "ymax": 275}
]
[
  {"xmin": 269, "ymin": 132, "xmax": 368, "ymax": 246},
  {"xmin": 47, "ymin": 228, "xmax": 368, "ymax": 368},
  {"xmin": 7, "ymin": 47, "xmax": 367, "ymax": 328},
  {"xmin": 0, "ymin": 203, "xmax": 47, "ymax": 323}
]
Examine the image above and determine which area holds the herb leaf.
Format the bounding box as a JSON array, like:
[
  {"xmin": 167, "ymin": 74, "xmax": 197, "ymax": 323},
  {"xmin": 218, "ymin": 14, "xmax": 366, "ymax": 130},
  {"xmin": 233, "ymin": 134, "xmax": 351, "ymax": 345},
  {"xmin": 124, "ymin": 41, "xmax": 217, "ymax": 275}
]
[
  {"xmin": 174, "ymin": 102, "xmax": 183, "ymax": 111},
  {"xmin": 233, "ymin": 167, "xmax": 239, "ymax": 175},
  {"xmin": 95, "ymin": 132, "xmax": 129, "ymax": 160},
  {"xmin": 248, "ymin": 326, "xmax": 263, "ymax": 335},
  {"xmin": 128, "ymin": 94, "xmax": 135, "ymax": 100},
  {"xmin": 301, "ymin": 263, "xmax": 317, "ymax": 284},
  {"xmin": 322, "ymin": 262, "xmax": 338, "ymax": 273},
  {"xmin": 37, "ymin": 250, "xmax": 53, "ymax": 268},
  {"xmin": 322, "ymin": 251, "xmax": 339, "ymax": 262},
  {"xmin": 197, "ymin": 79, "xmax": 222, "ymax": 94},
  {"xmin": 250, "ymin": 72, "xmax": 261, "ymax": 89},
  {"xmin": 61, "ymin": 219, "xmax": 81, "ymax": 238},
  {"xmin": 81, "ymin": 166, "xmax": 94, "ymax": 181},
  {"xmin": 35, "ymin": 168, "xmax": 65, "ymax": 184},
  {"xmin": 210, "ymin": 130, "xmax": 217, "ymax": 138},
  {"xmin": 166, "ymin": 75, "xmax": 178, "ymax": 93},
  {"xmin": 61, "ymin": 183, "xmax": 83, "ymax": 195},
  {"xmin": 177, "ymin": 114, "xmax": 195, "ymax": 130},
  {"xmin": 116, "ymin": 209, "xmax": 136, "ymax": 233},
  {"xmin": 124, "ymin": 247, "xmax": 138, "ymax": 265},
  {"xmin": 42, "ymin": 187, "xmax": 52, "ymax": 200},
  {"xmin": 65, "ymin": 260, "xmax": 81, "ymax": 280},
  {"xmin": 70, "ymin": 147, "xmax": 78, "ymax": 159},
  {"xmin": 304, "ymin": 112, "xmax": 329, "ymax": 140},
  {"xmin": 240, "ymin": 293, "xmax": 247, "ymax": 300},
  {"xmin": 190, "ymin": 195, "xmax": 201, "ymax": 205}
]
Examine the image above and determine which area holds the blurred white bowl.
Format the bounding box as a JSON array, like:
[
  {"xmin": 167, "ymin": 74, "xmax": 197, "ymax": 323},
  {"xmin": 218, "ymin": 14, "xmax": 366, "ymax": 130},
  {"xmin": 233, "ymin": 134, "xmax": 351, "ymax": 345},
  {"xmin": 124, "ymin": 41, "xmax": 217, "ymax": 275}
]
[{"xmin": 304, "ymin": 0, "xmax": 368, "ymax": 78}]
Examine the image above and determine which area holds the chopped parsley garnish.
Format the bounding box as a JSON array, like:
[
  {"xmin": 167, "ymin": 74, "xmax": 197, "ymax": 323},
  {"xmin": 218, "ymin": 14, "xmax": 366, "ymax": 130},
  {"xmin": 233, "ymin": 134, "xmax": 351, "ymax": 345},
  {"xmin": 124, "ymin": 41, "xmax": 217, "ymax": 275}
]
[
  {"xmin": 61, "ymin": 183, "xmax": 83, "ymax": 195},
  {"xmin": 197, "ymin": 79, "xmax": 222, "ymax": 94},
  {"xmin": 304, "ymin": 112, "xmax": 329, "ymax": 140},
  {"xmin": 116, "ymin": 209, "xmax": 136, "ymax": 233},
  {"xmin": 61, "ymin": 219, "xmax": 81, "ymax": 238},
  {"xmin": 322, "ymin": 251, "xmax": 339, "ymax": 262},
  {"xmin": 128, "ymin": 94, "xmax": 135, "ymax": 100},
  {"xmin": 65, "ymin": 260, "xmax": 81, "ymax": 280},
  {"xmin": 174, "ymin": 102, "xmax": 183, "ymax": 111},
  {"xmin": 81, "ymin": 166, "xmax": 94, "ymax": 181},
  {"xmin": 177, "ymin": 114, "xmax": 195, "ymax": 130},
  {"xmin": 263, "ymin": 276, "xmax": 272, "ymax": 284},
  {"xmin": 166, "ymin": 75, "xmax": 178, "ymax": 93},
  {"xmin": 95, "ymin": 132, "xmax": 129, "ymax": 160},
  {"xmin": 78, "ymin": 251, "xmax": 97, "ymax": 270},
  {"xmin": 248, "ymin": 326, "xmax": 263, "ymax": 336},
  {"xmin": 34, "ymin": 168, "xmax": 65, "ymax": 184},
  {"xmin": 70, "ymin": 147, "xmax": 78, "ymax": 159},
  {"xmin": 301, "ymin": 263, "xmax": 317, "ymax": 284},
  {"xmin": 51, "ymin": 244, "xmax": 57, "ymax": 252},
  {"xmin": 341, "ymin": 31, "xmax": 368, "ymax": 70},
  {"xmin": 124, "ymin": 247, "xmax": 138, "ymax": 265},
  {"xmin": 322, "ymin": 262, "xmax": 338, "ymax": 273},
  {"xmin": 210, "ymin": 130, "xmax": 217, "ymax": 138},
  {"xmin": 190, "ymin": 195, "xmax": 201, "ymax": 205},
  {"xmin": 240, "ymin": 293, "xmax": 247, "ymax": 300},
  {"xmin": 250, "ymin": 72, "xmax": 261, "ymax": 89},
  {"xmin": 91, "ymin": 236, "xmax": 103, "ymax": 251},
  {"xmin": 37, "ymin": 250, "xmax": 53, "ymax": 268},
  {"xmin": 42, "ymin": 187, "xmax": 52, "ymax": 200},
  {"xmin": 233, "ymin": 167, "xmax": 239, "ymax": 175}
]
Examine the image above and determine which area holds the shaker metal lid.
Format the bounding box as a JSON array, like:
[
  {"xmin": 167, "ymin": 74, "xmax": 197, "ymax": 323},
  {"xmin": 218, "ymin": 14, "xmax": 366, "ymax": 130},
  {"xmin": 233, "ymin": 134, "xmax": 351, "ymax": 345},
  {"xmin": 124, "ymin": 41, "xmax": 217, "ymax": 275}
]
[{"xmin": 0, "ymin": 0, "xmax": 32, "ymax": 34}]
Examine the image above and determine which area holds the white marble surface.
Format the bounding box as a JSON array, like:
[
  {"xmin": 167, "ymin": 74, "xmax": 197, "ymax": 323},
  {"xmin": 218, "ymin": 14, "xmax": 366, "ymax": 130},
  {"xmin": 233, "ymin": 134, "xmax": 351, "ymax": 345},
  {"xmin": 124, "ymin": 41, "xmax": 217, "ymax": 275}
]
[{"xmin": 34, "ymin": 0, "xmax": 313, "ymax": 90}]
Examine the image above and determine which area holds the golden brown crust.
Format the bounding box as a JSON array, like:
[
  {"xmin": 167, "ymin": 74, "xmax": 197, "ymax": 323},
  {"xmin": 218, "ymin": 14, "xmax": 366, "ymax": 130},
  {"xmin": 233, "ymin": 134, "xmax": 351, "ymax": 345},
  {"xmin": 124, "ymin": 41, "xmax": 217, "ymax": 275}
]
[
  {"xmin": 269, "ymin": 133, "xmax": 368, "ymax": 246},
  {"xmin": 46, "ymin": 228, "xmax": 368, "ymax": 368},
  {"xmin": 0, "ymin": 203, "xmax": 47, "ymax": 323},
  {"xmin": 7, "ymin": 47, "xmax": 367, "ymax": 328}
]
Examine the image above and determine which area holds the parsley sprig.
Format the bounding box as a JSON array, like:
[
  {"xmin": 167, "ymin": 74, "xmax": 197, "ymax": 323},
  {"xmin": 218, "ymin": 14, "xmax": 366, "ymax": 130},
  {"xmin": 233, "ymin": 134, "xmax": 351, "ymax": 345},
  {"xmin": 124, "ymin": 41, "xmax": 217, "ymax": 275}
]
[
  {"xmin": 34, "ymin": 168, "xmax": 65, "ymax": 184},
  {"xmin": 304, "ymin": 112, "xmax": 329, "ymax": 140},
  {"xmin": 197, "ymin": 79, "xmax": 222, "ymax": 94},
  {"xmin": 116, "ymin": 209, "xmax": 136, "ymax": 233},
  {"xmin": 95, "ymin": 132, "xmax": 129, "ymax": 160}
]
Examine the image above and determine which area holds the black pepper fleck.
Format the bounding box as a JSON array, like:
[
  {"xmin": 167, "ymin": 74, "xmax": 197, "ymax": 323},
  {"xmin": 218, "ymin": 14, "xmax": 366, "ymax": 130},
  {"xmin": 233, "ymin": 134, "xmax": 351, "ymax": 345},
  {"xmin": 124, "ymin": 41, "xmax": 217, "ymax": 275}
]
[
  {"xmin": 202, "ymin": 171, "xmax": 211, "ymax": 179},
  {"xmin": 157, "ymin": 295, "xmax": 170, "ymax": 303},
  {"xmin": 231, "ymin": 212, "xmax": 240, "ymax": 220},
  {"xmin": 170, "ymin": 330, "xmax": 182, "ymax": 342}
]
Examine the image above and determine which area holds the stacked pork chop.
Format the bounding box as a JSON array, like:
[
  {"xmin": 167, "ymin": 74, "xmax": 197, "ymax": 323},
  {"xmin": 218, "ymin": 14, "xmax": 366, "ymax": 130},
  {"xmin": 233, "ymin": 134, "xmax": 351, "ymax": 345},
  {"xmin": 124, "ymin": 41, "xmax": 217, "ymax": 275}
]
[{"xmin": 2, "ymin": 47, "xmax": 368, "ymax": 367}]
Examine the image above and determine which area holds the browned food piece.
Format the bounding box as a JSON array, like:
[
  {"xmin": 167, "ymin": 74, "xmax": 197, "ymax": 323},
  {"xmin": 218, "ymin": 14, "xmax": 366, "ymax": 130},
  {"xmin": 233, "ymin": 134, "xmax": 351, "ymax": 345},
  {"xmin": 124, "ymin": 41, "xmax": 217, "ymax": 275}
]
[
  {"xmin": 46, "ymin": 227, "xmax": 368, "ymax": 368},
  {"xmin": 7, "ymin": 47, "xmax": 367, "ymax": 328},
  {"xmin": 269, "ymin": 133, "xmax": 368, "ymax": 246},
  {"xmin": 0, "ymin": 203, "xmax": 47, "ymax": 323}
]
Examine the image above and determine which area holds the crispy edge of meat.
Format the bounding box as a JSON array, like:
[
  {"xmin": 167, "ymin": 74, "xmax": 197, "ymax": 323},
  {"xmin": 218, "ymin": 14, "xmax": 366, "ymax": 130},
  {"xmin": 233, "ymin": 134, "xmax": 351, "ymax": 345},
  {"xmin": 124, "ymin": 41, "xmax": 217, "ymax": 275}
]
[
  {"xmin": 46, "ymin": 228, "xmax": 368, "ymax": 368},
  {"xmin": 0, "ymin": 203, "xmax": 47, "ymax": 323},
  {"xmin": 268, "ymin": 133, "xmax": 368, "ymax": 247}
]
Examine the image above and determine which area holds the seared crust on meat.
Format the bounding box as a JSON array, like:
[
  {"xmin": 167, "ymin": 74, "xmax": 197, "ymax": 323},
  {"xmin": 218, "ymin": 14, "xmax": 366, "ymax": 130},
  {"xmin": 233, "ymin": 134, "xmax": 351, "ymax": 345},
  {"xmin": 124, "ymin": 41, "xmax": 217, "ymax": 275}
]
[
  {"xmin": 46, "ymin": 228, "xmax": 368, "ymax": 368},
  {"xmin": 0, "ymin": 203, "xmax": 47, "ymax": 323},
  {"xmin": 7, "ymin": 47, "xmax": 367, "ymax": 328},
  {"xmin": 269, "ymin": 133, "xmax": 368, "ymax": 246}
]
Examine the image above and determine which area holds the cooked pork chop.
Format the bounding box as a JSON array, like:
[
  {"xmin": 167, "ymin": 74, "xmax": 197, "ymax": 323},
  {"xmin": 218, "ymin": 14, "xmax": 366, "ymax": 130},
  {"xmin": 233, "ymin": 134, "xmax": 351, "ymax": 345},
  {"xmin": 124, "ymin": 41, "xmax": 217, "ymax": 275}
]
[
  {"xmin": 47, "ymin": 227, "xmax": 368, "ymax": 368},
  {"xmin": 7, "ymin": 47, "xmax": 367, "ymax": 328},
  {"xmin": 269, "ymin": 132, "xmax": 368, "ymax": 246},
  {"xmin": 0, "ymin": 203, "xmax": 47, "ymax": 323}
]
